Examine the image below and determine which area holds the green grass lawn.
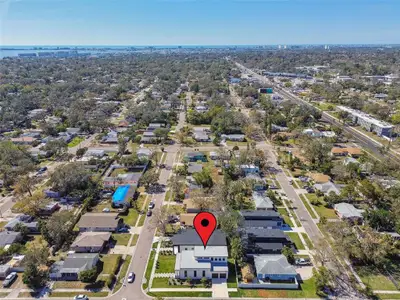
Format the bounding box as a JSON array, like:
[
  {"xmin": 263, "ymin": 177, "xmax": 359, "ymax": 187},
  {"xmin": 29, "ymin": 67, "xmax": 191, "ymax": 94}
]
[
  {"xmin": 100, "ymin": 254, "xmax": 122, "ymax": 275},
  {"xmin": 49, "ymin": 292, "xmax": 108, "ymax": 298},
  {"xmin": 111, "ymin": 233, "xmax": 131, "ymax": 246},
  {"xmin": 148, "ymin": 292, "xmax": 212, "ymax": 297},
  {"xmin": 0, "ymin": 221, "xmax": 8, "ymax": 229},
  {"xmin": 286, "ymin": 232, "xmax": 305, "ymax": 250},
  {"xmin": 286, "ymin": 201, "xmax": 302, "ymax": 227},
  {"xmin": 121, "ymin": 208, "xmax": 139, "ymax": 226},
  {"xmin": 228, "ymin": 259, "xmax": 238, "ymax": 288},
  {"xmin": 315, "ymin": 102, "xmax": 337, "ymax": 111},
  {"xmin": 164, "ymin": 189, "xmax": 172, "ymax": 202},
  {"xmin": 143, "ymin": 250, "xmax": 156, "ymax": 290},
  {"xmin": 231, "ymin": 278, "xmax": 318, "ymax": 298},
  {"xmin": 114, "ymin": 255, "xmax": 132, "ymax": 292},
  {"xmin": 277, "ymin": 207, "xmax": 294, "ymax": 228},
  {"xmin": 299, "ymin": 194, "xmax": 318, "ymax": 219},
  {"xmin": 152, "ymin": 278, "xmax": 206, "ymax": 289},
  {"xmin": 305, "ymin": 194, "xmax": 338, "ymax": 219},
  {"xmin": 130, "ymin": 234, "xmax": 139, "ymax": 246},
  {"xmin": 354, "ymin": 265, "xmax": 398, "ymax": 291},
  {"xmin": 155, "ymin": 255, "xmax": 176, "ymax": 273},
  {"xmin": 110, "ymin": 167, "xmax": 129, "ymax": 177},
  {"xmin": 226, "ymin": 141, "xmax": 248, "ymax": 146},
  {"xmin": 375, "ymin": 294, "xmax": 400, "ymax": 299},
  {"xmin": 301, "ymin": 233, "xmax": 314, "ymax": 250},
  {"xmin": 67, "ymin": 136, "xmax": 85, "ymax": 148},
  {"xmin": 0, "ymin": 293, "xmax": 8, "ymax": 298}
]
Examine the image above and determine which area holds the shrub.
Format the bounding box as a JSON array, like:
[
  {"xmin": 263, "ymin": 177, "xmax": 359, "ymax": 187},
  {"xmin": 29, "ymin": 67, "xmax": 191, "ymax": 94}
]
[
  {"xmin": 106, "ymin": 274, "xmax": 116, "ymax": 288},
  {"xmin": 79, "ymin": 268, "xmax": 98, "ymax": 283}
]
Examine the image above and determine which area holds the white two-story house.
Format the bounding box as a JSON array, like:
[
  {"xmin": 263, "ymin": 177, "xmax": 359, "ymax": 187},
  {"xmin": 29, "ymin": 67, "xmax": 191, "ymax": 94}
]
[{"xmin": 171, "ymin": 229, "xmax": 229, "ymax": 280}]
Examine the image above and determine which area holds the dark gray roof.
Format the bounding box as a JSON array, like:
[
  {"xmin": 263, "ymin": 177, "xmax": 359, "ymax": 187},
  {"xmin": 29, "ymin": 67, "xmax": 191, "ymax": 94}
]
[
  {"xmin": 245, "ymin": 228, "xmax": 289, "ymax": 239},
  {"xmin": 61, "ymin": 253, "xmax": 99, "ymax": 274},
  {"xmin": 240, "ymin": 210, "xmax": 281, "ymax": 220},
  {"xmin": 171, "ymin": 229, "xmax": 226, "ymax": 246},
  {"xmin": 244, "ymin": 220, "xmax": 282, "ymax": 228},
  {"xmin": 252, "ymin": 242, "xmax": 285, "ymax": 251}
]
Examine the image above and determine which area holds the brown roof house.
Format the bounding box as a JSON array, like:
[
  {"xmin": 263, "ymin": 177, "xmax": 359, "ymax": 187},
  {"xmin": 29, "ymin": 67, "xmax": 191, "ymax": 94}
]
[
  {"xmin": 309, "ymin": 173, "xmax": 331, "ymax": 184},
  {"xmin": 70, "ymin": 232, "xmax": 112, "ymax": 253},
  {"xmin": 77, "ymin": 213, "xmax": 122, "ymax": 232}
]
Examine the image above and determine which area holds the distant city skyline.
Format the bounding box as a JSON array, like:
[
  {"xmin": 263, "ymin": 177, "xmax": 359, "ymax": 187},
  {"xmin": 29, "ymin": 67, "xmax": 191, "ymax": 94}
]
[{"xmin": 1, "ymin": 0, "xmax": 400, "ymax": 46}]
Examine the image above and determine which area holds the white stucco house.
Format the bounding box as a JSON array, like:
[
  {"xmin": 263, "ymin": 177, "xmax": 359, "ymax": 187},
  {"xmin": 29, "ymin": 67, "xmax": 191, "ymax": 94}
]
[{"xmin": 171, "ymin": 229, "xmax": 229, "ymax": 280}]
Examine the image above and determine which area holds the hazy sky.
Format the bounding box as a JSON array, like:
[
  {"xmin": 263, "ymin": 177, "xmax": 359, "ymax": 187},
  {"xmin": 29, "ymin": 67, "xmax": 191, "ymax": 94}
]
[{"xmin": 0, "ymin": 0, "xmax": 399, "ymax": 45}]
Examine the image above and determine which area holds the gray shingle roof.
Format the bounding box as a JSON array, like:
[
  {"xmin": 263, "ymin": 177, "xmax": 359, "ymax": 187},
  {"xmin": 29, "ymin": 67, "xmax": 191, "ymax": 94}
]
[
  {"xmin": 0, "ymin": 232, "xmax": 21, "ymax": 247},
  {"xmin": 252, "ymin": 192, "xmax": 274, "ymax": 210},
  {"xmin": 61, "ymin": 253, "xmax": 99, "ymax": 274},
  {"xmin": 77, "ymin": 213, "xmax": 120, "ymax": 229},
  {"xmin": 71, "ymin": 232, "xmax": 111, "ymax": 248},
  {"xmin": 254, "ymin": 254, "xmax": 297, "ymax": 276}
]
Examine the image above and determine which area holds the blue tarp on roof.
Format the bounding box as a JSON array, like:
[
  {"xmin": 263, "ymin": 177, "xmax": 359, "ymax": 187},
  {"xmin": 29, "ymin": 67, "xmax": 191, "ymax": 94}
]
[{"xmin": 112, "ymin": 185, "xmax": 131, "ymax": 205}]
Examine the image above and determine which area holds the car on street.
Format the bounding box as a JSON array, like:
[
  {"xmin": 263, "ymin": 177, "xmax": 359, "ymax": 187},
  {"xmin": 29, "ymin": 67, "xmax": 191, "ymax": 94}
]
[
  {"xmin": 146, "ymin": 210, "xmax": 152, "ymax": 217},
  {"xmin": 2, "ymin": 272, "xmax": 17, "ymax": 287},
  {"xmin": 127, "ymin": 272, "xmax": 135, "ymax": 283},
  {"xmin": 102, "ymin": 208, "xmax": 110, "ymax": 213},
  {"xmin": 148, "ymin": 201, "xmax": 155, "ymax": 209},
  {"xmin": 74, "ymin": 295, "xmax": 89, "ymax": 300}
]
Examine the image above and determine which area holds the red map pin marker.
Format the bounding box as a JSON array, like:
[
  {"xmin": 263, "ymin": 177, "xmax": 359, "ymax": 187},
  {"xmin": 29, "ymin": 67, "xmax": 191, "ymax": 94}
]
[{"xmin": 193, "ymin": 212, "xmax": 217, "ymax": 249}]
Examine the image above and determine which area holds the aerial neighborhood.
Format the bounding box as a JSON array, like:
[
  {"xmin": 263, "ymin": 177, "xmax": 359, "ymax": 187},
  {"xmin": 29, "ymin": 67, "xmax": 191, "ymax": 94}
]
[{"xmin": 0, "ymin": 45, "xmax": 399, "ymax": 300}]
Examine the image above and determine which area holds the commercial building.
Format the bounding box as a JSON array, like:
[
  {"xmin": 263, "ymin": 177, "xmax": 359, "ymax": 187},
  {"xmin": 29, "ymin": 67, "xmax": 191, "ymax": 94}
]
[{"xmin": 337, "ymin": 106, "xmax": 394, "ymax": 138}]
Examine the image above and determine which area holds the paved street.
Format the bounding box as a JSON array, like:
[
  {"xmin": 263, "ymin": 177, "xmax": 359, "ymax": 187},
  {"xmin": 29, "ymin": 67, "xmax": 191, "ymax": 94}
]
[{"xmin": 233, "ymin": 60, "xmax": 400, "ymax": 164}]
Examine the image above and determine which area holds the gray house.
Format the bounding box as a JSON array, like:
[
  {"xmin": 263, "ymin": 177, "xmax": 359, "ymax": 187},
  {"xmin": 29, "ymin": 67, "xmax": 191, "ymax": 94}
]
[
  {"xmin": 252, "ymin": 192, "xmax": 274, "ymax": 210},
  {"xmin": 50, "ymin": 253, "xmax": 99, "ymax": 281},
  {"xmin": 77, "ymin": 213, "xmax": 122, "ymax": 232},
  {"xmin": 0, "ymin": 231, "xmax": 22, "ymax": 248},
  {"xmin": 70, "ymin": 232, "xmax": 112, "ymax": 253},
  {"xmin": 254, "ymin": 254, "xmax": 298, "ymax": 286},
  {"xmin": 314, "ymin": 182, "xmax": 343, "ymax": 196}
]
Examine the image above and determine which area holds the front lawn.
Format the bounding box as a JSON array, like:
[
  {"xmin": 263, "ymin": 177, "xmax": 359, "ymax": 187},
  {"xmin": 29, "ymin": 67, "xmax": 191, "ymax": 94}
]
[
  {"xmin": 155, "ymin": 254, "xmax": 176, "ymax": 273},
  {"xmin": 231, "ymin": 277, "xmax": 318, "ymax": 298},
  {"xmin": 286, "ymin": 232, "xmax": 305, "ymax": 250},
  {"xmin": 354, "ymin": 265, "xmax": 398, "ymax": 291},
  {"xmin": 67, "ymin": 136, "xmax": 85, "ymax": 148},
  {"xmin": 301, "ymin": 233, "xmax": 314, "ymax": 250},
  {"xmin": 130, "ymin": 234, "xmax": 139, "ymax": 246},
  {"xmin": 100, "ymin": 254, "xmax": 122, "ymax": 275},
  {"xmin": 49, "ymin": 292, "xmax": 108, "ymax": 298},
  {"xmin": 148, "ymin": 292, "xmax": 212, "ymax": 297},
  {"xmin": 277, "ymin": 207, "xmax": 294, "ymax": 228},
  {"xmin": 151, "ymin": 278, "xmax": 206, "ymax": 289},
  {"xmin": 112, "ymin": 233, "xmax": 131, "ymax": 246},
  {"xmin": 305, "ymin": 194, "xmax": 338, "ymax": 219},
  {"xmin": 299, "ymin": 194, "xmax": 317, "ymax": 219},
  {"xmin": 114, "ymin": 255, "xmax": 132, "ymax": 292},
  {"xmin": 121, "ymin": 208, "xmax": 139, "ymax": 226},
  {"xmin": 143, "ymin": 250, "xmax": 156, "ymax": 290}
]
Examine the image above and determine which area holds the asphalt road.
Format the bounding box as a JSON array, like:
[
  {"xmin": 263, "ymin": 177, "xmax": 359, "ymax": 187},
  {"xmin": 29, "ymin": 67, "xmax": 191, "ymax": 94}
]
[{"xmin": 233, "ymin": 60, "xmax": 400, "ymax": 163}]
